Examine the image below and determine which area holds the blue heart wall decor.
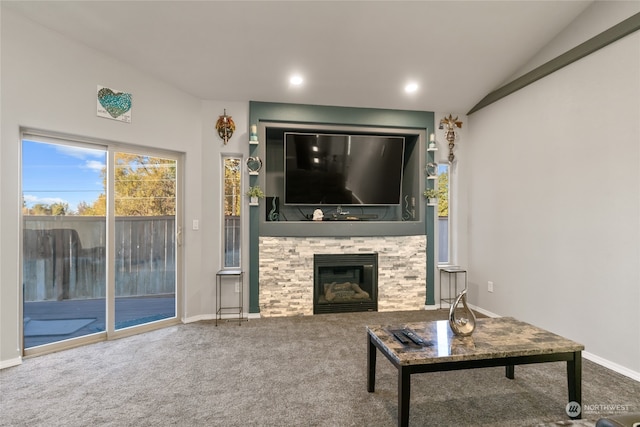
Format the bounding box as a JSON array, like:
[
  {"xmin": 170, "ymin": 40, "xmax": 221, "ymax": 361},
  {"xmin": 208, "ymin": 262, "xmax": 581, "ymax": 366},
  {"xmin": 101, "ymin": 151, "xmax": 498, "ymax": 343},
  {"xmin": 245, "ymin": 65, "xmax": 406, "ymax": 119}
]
[{"xmin": 98, "ymin": 87, "xmax": 132, "ymax": 119}]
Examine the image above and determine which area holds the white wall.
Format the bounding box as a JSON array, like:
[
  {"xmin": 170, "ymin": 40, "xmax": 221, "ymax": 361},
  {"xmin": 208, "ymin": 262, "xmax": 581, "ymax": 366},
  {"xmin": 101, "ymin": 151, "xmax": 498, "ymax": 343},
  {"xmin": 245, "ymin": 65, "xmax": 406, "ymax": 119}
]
[
  {"xmin": 0, "ymin": 4, "xmax": 4, "ymax": 366},
  {"xmin": 0, "ymin": 9, "xmax": 252, "ymax": 367},
  {"xmin": 197, "ymin": 100, "xmax": 251, "ymax": 320},
  {"xmin": 505, "ymin": 1, "xmax": 640, "ymax": 85},
  {"xmin": 465, "ymin": 28, "xmax": 640, "ymax": 376}
]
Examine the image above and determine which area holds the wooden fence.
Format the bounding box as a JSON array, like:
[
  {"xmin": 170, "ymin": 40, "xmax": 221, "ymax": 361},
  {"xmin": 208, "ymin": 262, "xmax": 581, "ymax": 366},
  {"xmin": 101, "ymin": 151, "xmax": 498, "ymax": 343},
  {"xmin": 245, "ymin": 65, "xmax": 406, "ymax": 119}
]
[
  {"xmin": 23, "ymin": 216, "xmax": 175, "ymax": 302},
  {"xmin": 224, "ymin": 216, "xmax": 240, "ymax": 267}
]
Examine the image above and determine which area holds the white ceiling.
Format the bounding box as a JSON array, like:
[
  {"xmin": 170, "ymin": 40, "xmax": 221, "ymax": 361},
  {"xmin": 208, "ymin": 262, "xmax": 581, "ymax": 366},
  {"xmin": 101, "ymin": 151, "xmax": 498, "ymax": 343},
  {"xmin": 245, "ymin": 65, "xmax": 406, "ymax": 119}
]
[{"xmin": 3, "ymin": 1, "xmax": 594, "ymax": 113}]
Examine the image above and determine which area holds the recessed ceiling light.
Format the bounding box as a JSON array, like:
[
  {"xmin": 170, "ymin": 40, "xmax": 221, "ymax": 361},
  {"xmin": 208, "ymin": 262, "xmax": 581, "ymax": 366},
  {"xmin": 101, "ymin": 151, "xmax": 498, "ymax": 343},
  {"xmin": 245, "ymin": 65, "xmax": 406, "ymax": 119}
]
[
  {"xmin": 290, "ymin": 74, "xmax": 304, "ymax": 86},
  {"xmin": 405, "ymin": 82, "xmax": 419, "ymax": 93}
]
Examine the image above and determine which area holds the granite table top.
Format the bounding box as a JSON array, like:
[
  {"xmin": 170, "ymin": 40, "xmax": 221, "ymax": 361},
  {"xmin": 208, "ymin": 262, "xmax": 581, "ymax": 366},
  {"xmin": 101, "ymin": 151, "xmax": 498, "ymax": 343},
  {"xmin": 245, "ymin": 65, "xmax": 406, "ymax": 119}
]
[{"xmin": 367, "ymin": 317, "xmax": 584, "ymax": 366}]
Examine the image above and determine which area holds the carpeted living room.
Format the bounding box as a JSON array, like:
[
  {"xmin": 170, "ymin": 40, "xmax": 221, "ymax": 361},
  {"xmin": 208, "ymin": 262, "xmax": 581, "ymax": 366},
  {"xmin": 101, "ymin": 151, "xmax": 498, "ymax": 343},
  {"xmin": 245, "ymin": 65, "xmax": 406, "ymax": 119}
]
[
  {"xmin": 0, "ymin": 310, "xmax": 639, "ymax": 426},
  {"xmin": 1, "ymin": 2, "xmax": 640, "ymax": 427},
  {"xmin": 0, "ymin": 310, "xmax": 640, "ymax": 427}
]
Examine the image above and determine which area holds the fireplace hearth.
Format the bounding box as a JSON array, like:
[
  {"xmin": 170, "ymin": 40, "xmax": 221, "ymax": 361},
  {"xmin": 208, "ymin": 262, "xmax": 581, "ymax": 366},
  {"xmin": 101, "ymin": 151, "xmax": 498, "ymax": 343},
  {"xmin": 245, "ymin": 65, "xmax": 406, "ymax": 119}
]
[{"xmin": 314, "ymin": 253, "xmax": 378, "ymax": 314}]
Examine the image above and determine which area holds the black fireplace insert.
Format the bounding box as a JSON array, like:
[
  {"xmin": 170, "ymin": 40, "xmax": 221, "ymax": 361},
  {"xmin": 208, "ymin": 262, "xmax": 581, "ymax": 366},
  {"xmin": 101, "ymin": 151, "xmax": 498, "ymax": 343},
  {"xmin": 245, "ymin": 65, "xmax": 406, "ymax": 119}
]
[{"xmin": 313, "ymin": 253, "xmax": 378, "ymax": 314}]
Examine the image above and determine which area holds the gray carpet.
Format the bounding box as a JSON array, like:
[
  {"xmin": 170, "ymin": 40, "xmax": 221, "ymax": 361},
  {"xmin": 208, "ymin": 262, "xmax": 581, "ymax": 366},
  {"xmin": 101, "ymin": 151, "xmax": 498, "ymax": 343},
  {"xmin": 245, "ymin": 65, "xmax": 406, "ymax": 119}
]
[{"xmin": 1, "ymin": 310, "xmax": 638, "ymax": 426}]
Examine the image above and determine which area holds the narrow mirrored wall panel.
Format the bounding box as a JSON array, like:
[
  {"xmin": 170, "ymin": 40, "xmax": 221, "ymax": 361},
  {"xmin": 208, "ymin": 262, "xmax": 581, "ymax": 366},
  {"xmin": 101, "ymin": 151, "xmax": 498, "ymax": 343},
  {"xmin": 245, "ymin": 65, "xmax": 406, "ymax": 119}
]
[
  {"xmin": 113, "ymin": 152, "xmax": 177, "ymax": 330},
  {"xmin": 22, "ymin": 139, "xmax": 107, "ymax": 348}
]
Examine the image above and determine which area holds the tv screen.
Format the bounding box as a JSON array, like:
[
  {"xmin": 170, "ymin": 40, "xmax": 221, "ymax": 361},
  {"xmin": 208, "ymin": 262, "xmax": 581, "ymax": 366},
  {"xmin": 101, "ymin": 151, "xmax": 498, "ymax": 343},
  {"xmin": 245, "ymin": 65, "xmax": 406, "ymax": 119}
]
[{"xmin": 284, "ymin": 132, "xmax": 405, "ymax": 206}]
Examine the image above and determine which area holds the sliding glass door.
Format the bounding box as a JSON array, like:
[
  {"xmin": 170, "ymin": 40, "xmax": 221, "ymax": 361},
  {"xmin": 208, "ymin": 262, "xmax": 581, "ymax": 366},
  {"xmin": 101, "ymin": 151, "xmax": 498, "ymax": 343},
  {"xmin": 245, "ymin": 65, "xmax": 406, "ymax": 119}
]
[
  {"xmin": 113, "ymin": 152, "xmax": 177, "ymax": 330},
  {"xmin": 22, "ymin": 139, "xmax": 107, "ymax": 348},
  {"xmin": 21, "ymin": 134, "xmax": 180, "ymax": 352}
]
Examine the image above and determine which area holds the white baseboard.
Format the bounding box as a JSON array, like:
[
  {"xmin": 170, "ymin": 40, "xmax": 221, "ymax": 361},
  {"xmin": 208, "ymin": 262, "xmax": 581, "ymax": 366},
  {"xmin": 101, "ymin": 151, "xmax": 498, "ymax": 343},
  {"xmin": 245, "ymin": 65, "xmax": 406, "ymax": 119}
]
[
  {"xmin": 183, "ymin": 313, "xmax": 258, "ymax": 323},
  {"xmin": 0, "ymin": 356, "xmax": 22, "ymax": 370},
  {"xmin": 583, "ymin": 351, "xmax": 640, "ymax": 382},
  {"xmin": 469, "ymin": 305, "xmax": 640, "ymax": 382},
  {"xmin": 424, "ymin": 304, "xmax": 439, "ymax": 311},
  {"xmin": 468, "ymin": 304, "xmax": 501, "ymax": 318},
  {"xmin": 183, "ymin": 314, "xmax": 215, "ymax": 324}
]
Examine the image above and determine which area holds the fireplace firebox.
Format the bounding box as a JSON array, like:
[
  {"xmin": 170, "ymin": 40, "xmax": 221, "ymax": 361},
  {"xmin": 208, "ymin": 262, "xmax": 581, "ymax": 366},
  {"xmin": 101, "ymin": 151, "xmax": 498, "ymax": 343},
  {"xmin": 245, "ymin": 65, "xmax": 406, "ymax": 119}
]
[{"xmin": 313, "ymin": 253, "xmax": 378, "ymax": 314}]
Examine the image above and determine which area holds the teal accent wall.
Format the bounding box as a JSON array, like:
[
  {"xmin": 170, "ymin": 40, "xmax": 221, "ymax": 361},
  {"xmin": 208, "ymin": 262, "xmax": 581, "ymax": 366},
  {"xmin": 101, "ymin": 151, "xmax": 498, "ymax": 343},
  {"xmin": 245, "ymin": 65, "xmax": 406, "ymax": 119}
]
[
  {"xmin": 248, "ymin": 101, "xmax": 435, "ymax": 313},
  {"xmin": 425, "ymin": 150, "xmax": 437, "ymax": 306},
  {"xmin": 250, "ymin": 101, "xmax": 433, "ymax": 129}
]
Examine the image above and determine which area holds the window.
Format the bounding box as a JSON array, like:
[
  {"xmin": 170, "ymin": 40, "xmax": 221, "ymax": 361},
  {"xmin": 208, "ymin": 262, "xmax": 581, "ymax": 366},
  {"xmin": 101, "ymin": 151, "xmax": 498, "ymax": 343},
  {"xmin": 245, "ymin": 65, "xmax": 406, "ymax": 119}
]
[
  {"xmin": 437, "ymin": 163, "xmax": 450, "ymax": 264},
  {"xmin": 223, "ymin": 157, "xmax": 241, "ymax": 268}
]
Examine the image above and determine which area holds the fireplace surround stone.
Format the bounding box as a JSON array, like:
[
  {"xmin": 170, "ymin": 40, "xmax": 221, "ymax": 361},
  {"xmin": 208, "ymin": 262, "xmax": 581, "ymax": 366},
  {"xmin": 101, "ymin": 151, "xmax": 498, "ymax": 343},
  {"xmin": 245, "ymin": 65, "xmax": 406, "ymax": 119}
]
[{"xmin": 258, "ymin": 236, "xmax": 426, "ymax": 316}]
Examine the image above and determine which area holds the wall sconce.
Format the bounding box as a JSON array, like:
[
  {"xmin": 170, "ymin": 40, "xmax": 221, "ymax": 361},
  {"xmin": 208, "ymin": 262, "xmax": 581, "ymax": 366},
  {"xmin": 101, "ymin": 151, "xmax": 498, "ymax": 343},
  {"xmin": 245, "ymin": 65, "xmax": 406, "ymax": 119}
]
[
  {"xmin": 440, "ymin": 114, "xmax": 463, "ymax": 162},
  {"xmin": 215, "ymin": 109, "xmax": 235, "ymax": 144}
]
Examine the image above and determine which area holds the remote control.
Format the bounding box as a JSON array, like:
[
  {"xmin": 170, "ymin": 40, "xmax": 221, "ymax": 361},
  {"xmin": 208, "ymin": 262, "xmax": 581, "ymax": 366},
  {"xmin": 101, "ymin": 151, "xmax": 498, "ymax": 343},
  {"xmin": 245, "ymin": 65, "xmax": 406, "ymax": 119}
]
[
  {"xmin": 393, "ymin": 331, "xmax": 411, "ymax": 345},
  {"xmin": 402, "ymin": 328, "xmax": 425, "ymax": 345}
]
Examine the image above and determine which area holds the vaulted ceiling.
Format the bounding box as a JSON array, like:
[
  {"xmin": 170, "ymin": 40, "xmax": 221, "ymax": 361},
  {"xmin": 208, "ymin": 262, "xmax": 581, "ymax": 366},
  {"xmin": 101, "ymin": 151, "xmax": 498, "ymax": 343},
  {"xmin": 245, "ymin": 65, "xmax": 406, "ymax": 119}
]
[{"xmin": 3, "ymin": 1, "xmax": 594, "ymax": 113}]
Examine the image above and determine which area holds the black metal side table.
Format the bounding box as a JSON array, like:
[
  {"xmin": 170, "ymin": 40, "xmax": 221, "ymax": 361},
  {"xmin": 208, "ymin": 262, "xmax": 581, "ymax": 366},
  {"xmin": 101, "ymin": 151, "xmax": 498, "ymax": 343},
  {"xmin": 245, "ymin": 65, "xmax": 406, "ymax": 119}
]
[
  {"xmin": 439, "ymin": 267, "xmax": 468, "ymax": 309},
  {"xmin": 216, "ymin": 269, "xmax": 246, "ymax": 326}
]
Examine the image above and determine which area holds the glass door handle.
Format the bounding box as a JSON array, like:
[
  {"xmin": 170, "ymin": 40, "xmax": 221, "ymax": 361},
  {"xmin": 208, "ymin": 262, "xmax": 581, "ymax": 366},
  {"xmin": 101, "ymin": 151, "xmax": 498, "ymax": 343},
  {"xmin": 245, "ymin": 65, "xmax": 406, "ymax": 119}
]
[{"xmin": 176, "ymin": 226, "xmax": 183, "ymax": 247}]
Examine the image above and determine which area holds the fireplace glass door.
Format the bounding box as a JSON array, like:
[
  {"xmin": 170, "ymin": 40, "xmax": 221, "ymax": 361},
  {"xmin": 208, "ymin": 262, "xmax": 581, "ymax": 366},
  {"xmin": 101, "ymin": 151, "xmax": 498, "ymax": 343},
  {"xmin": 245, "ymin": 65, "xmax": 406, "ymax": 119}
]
[{"xmin": 313, "ymin": 253, "xmax": 378, "ymax": 314}]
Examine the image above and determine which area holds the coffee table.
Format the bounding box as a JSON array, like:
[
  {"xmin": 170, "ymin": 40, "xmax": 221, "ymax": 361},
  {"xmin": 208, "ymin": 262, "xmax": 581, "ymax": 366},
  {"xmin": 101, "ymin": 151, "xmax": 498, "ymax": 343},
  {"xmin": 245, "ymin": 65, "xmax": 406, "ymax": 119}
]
[{"xmin": 367, "ymin": 317, "xmax": 584, "ymax": 427}]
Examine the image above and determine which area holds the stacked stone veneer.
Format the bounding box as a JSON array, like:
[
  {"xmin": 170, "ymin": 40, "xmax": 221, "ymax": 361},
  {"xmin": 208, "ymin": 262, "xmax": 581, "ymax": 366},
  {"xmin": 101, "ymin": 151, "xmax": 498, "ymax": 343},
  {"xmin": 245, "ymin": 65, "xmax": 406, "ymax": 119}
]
[{"xmin": 259, "ymin": 235, "xmax": 427, "ymax": 317}]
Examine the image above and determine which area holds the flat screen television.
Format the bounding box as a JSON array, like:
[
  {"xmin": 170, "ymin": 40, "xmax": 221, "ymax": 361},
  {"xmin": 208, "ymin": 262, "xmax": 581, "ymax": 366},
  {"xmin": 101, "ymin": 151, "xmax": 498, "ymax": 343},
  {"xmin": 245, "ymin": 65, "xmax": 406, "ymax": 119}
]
[{"xmin": 284, "ymin": 132, "xmax": 405, "ymax": 206}]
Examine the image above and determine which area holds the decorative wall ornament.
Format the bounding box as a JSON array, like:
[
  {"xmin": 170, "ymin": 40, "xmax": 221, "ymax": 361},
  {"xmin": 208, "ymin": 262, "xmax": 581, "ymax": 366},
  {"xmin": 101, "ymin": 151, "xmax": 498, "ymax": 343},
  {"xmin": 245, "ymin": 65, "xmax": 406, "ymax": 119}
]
[
  {"xmin": 428, "ymin": 133, "xmax": 436, "ymax": 149},
  {"xmin": 215, "ymin": 109, "xmax": 235, "ymax": 144},
  {"xmin": 268, "ymin": 197, "xmax": 280, "ymax": 221},
  {"xmin": 97, "ymin": 85, "xmax": 132, "ymax": 123},
  {"xmin": 448, "ymin": 288, "xmax": 476, "ymax": 336},
  {"xmin": 246, "ymin": 157, "xmax": 263, "ymax": 174},
  {"xmin": 425, "ymin": 162, "xmax": 438, "ymax": 177},
  {"xmin": 440, "ymin": 114, "xmax": 463, "ymax": 162}
]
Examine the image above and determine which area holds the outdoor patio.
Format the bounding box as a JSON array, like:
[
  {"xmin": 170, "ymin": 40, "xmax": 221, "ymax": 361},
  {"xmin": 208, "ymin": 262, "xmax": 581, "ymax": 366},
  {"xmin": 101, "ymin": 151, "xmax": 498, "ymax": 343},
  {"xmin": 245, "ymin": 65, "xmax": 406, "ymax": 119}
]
[{"xmin": 23, "ymin": 296, "xmax": 175, "ymax": 348}]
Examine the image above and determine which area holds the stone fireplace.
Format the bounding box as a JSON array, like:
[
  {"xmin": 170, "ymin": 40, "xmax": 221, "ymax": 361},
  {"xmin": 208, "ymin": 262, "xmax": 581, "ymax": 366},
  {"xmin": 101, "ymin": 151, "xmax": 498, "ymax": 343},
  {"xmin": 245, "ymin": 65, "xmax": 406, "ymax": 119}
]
[
  {"xmin": 258, "ymin": 236, "xmax": 426, "ymax": 316},
  {"xmin": 314, "ymin": 253, "xmax": 378, "ymax": 314}
]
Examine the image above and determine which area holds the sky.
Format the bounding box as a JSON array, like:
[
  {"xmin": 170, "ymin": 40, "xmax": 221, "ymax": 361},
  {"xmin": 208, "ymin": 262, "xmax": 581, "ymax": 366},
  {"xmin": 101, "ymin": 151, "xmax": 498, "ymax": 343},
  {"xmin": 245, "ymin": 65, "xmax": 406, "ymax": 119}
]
[{"xmin": 22, "ymin": 140, "xmax": 106, "ymax": 213}]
